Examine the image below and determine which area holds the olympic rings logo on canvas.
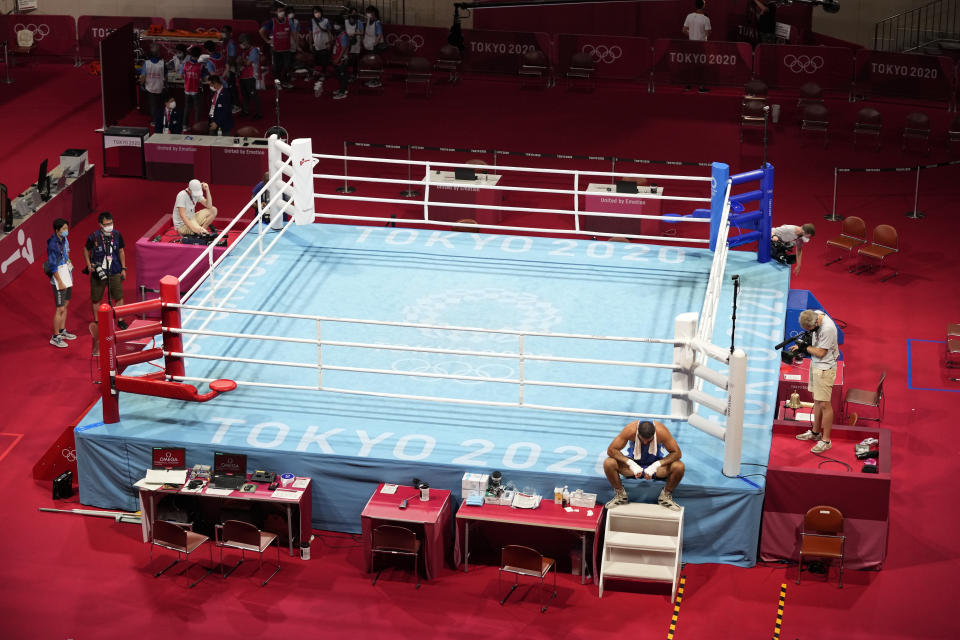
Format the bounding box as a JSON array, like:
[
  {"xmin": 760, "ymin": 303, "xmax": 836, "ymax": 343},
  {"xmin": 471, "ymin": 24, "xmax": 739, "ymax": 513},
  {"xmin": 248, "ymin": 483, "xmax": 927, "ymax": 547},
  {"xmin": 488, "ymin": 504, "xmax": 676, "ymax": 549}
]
[
  {"xmin": 391, "ymin": 358, "xmax": 515, "ymax": 386},
  {"xmin": 61, "ymin": 448, "xmax": 77, "ymax": 462},
  {"xmin": 582, "ymin": 44, "xmax": 622, "ymax": 64},
  {"xmin": 783, "ymin": 54, "xmax": 823, "ymax": 74},
  {"xmin": 15, "ymin": 23, "xmax": 51, "ymax": 41},
  {"xmin": 386, "ymin": 33, "xmax": 424, "ymax": 50}
]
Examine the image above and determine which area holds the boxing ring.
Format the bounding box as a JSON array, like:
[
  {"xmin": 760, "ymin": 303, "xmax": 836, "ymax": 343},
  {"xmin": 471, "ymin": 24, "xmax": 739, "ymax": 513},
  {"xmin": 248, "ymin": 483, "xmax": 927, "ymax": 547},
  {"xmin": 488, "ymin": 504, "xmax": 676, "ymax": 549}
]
[{"xmin": 75, "ymin": 137, "xmax": 787, "ymax": 566}]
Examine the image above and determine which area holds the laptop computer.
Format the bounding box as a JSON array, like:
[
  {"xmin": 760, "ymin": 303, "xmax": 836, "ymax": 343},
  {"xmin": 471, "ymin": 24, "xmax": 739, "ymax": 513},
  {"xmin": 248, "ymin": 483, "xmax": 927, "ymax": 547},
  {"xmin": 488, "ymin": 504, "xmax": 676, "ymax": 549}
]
[
  {"xmin": 454, "ymin": 167, "xmax": 477, "ymax": 181},
  {"xmin": 615, "ymin": 180, "xmax": 639, "ymax": 194},
  {"xmin": 145, "ymin": 447, "xmax": 188, "ymax": 484},
  {"xmin": 210, "ymin": 451, "xmax": 248, "ymax": 490}
]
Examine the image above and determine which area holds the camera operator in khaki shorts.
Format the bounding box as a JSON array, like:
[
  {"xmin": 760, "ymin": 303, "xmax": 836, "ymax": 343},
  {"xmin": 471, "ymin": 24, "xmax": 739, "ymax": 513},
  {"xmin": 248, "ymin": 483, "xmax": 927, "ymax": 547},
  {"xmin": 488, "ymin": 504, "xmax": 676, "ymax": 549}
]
[{"xmin": 794, "ymin": 309, "xmax": 840, "ymax": 453}]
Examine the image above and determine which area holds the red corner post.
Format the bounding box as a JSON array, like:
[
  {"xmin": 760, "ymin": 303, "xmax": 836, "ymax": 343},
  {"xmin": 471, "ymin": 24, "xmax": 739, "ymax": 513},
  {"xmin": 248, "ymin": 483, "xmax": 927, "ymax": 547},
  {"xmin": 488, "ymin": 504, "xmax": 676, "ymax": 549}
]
[
  {"xmin": 98, "ymin": 302, "xmax": 119, "ymax": 423},
  {"xmin": 159, "ymin": 275, "xmax": 186, "ymax": 379}
]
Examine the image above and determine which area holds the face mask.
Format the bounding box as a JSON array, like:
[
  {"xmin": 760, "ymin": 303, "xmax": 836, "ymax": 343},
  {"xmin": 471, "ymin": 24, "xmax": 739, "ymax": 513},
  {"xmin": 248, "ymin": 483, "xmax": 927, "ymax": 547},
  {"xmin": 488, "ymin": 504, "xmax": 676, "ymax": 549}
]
[
  {"xmin": 367, "ymin": 14, "xmax": 374, "ymax": 19},
  {"xmin": 278, "ymin": 12, "xmax": 285, "ymax": 19},
  {"xmin": 168, "ymin": 100, "xmax": 176, "ymax": 109},
  {"xmin": 60, "ymin": 229, "xmax": 68, "ymax": 238},
  {"xmin": 102, "ymin": 225, "xmax": 114, "ymax": 233},
  {"xmin": 314, "ymin": 12, "xmax": 321, "ymax": 18}
]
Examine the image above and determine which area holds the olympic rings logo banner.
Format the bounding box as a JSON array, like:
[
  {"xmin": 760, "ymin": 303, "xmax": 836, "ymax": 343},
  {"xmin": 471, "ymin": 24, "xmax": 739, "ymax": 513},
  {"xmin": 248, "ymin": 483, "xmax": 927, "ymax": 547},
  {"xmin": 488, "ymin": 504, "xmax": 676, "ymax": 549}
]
[
  {"xmin": 1, "ymin": 14, "xmax": 77, "ymax": 56},
  {"xmin": 556, "ymin": 34, "xmax": 650, "ymax": 80},
  {"xmin": 753, "ymin": 44, "xmax": 854, "ymax": 91}
]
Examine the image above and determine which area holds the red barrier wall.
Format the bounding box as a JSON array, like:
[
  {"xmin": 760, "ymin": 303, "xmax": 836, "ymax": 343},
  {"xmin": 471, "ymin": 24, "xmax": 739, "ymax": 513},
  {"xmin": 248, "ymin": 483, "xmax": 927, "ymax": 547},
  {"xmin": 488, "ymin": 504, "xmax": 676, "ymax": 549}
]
[
  {"xmin": 0, "ymin": 14, "xmax": 76, "ymax": 58},
  {"xmin": 461, "ymin": 29, "xmax": 553, "ymax": 74},
  {"xmin": 754, "ymin": 44, "xmax": 854, "ymax": 91},
  {"xmin": 555, "ymin": 34, "xmax": 650, "ymax": 81},
  {"xmin": 651, "ymin": 39, "xmax": 753, "ymax": 87},
  {"xmin": 77, "ymin": 16, "xmax": 164, "ymax": 60},
  {"xmin": 854, "ymin": 50, "xmax": 957, "ymax": 106}
]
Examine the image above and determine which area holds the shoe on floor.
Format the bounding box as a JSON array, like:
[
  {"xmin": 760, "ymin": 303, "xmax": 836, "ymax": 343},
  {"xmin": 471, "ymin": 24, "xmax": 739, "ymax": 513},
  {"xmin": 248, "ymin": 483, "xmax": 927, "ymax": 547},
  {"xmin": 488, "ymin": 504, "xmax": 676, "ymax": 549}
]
[
  {"xmin": 333, "ymin": 91, "xmax": 348, "ymax": 100},
  {"xmin": 604, "ymin": 489, "xmax": 629, "ymax": 510},
  {"xmin": 231, "ymin": 105, "xmax": 241, "ymax": 114},
  {"xmin": 811, "ymin": 440, "xmax": 832, "ymax": 454},
  {"xmin": 50, "ymin": 335, "xmax": 67, "ymax": 348},
  {"xmin": 795, "ymin": 429, "xmax": 821, "ymax": 441},
  {"xmin": 698, "ymin": 86, "xmax": 709, "ymax": 93},
  {"xmin": 117, "ymin": 319, "xmax": 129, "ymax": 330},
  {"xmin": 658, "ymin": 489, "xmax": 681, "ymax": 511},
  {"xmin": 59, "ymin": 329, "xmax": 77, "ymax": 340}
]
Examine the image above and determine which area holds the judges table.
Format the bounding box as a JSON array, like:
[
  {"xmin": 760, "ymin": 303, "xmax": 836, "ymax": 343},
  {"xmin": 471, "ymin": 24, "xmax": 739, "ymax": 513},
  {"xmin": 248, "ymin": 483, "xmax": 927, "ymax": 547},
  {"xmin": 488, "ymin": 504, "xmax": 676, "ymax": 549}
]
[
  {"xmin": 582, "ymin": 183, "xmax": 664, "ymax": 236},
  {"xmin": 425, "ymin": 171, "xmax": 503, "ymax": 225},
  {"xmin": 145, "ymin": 133, "xmax": 269, "ymax": 185},
  {"xmin": 137, "ymin": 475, "xmax": 313, "ymax": 558},
  {"xmin": 0, "ymin": 165, "xmax": 96, "ymax": 290},
  {"xmin": 361, "ymin": 483, "xmax": 452, "ymax": 580},
  {"xmin": 455, "ymin": 499, "xmax": 604, "ymax": 585},
  {"xmin": 778, "ymin": 359, "xmax": 845, "ymax": 417}
]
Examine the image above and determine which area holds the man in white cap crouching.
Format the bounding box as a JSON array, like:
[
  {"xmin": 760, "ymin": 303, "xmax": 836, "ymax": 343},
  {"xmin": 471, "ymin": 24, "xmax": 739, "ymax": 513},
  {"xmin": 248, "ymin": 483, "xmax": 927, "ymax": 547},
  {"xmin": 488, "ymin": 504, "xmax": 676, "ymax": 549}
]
[{"xmin": 172, "ymin": 179, "xmax": 217, "ymax": 236}]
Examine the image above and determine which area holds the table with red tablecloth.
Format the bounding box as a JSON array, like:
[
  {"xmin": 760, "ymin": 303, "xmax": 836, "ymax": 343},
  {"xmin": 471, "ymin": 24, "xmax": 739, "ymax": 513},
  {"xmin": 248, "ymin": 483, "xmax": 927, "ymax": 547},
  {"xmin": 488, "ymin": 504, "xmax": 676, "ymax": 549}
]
[
  {"xmin": 582, "ymin": 183, "xmax": 664, "ymax": 236},
  {"xmin": 455, "ymin": 499, "xmax": 603, "ymax": 585},
  {"xmin": 361, "ymin": 483, "xmax": 452, "ymax": 580},
  {"xmin": 135, "ymin": 214, "xmax": 243, "ymax": 301},
  {"xmin": 760, "ymin": 421, "xmax": 891, "ymax": 570},
  {"xmin": 145, "ymin": 133, "xmax": 269, "ymax": 185},
  {"xmin": 778, "ymin": 359, "xmax": 845, "ymax": 417}
]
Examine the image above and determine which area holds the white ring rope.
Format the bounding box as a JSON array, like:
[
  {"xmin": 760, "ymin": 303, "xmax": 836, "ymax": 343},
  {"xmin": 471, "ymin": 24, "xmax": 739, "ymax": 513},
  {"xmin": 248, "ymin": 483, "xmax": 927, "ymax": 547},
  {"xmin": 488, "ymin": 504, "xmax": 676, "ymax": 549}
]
[{"xmin": 157, "ymin": 138, "xmax": 746, "ymax": 473}]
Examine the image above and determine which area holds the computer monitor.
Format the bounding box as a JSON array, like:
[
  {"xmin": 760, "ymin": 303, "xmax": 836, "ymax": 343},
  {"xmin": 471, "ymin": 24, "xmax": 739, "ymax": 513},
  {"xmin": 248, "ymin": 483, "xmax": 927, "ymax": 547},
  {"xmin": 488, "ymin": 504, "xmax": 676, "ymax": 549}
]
[
  {"xmin": 615, "ymin": 180, "xmax": 639, "ymax": 194},
  {"xmin": 37, "ymin": 159, "xmax": 50, "ymax": 201},
  {"xmin": 454, "ymin": 167, "xmax": 477, "ymax": 181},
  {"xmin": 152, "ymin": 446, "xmax": 186, "ymax": 470},
  {"xmin": 213, "ymin": 451, "xmax": 248, "ymax": 477}
]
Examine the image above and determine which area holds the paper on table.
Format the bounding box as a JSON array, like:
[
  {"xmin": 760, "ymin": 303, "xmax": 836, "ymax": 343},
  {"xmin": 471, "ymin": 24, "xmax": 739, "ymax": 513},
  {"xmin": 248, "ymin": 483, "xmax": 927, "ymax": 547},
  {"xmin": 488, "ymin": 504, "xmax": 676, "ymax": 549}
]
[
  {"xmin": 204, "ymin": 487, "xmax": 236, "ymax": 496},
  {"xmin": 272, "ymin": 489, "xmax": 302, "ymax": 500},
  {"xmin": 380, "ymin": 484, "xmax": 398, "ymax": 494},
  {"xmin": 56, "ymin": 263, "xmax": 72, "ymax": 288},
  {"xmin": 291, "ymin": 477, "xmax": 310, "ymax": 489},
  {"xmin": 134, "ymin": 478, "xmax": 162, "ymax": 489},
  {"xmin": 784, "ymin": 374, "xmax": 802, "ymax": 381},
  {"xmin": 145, "ymin": 469, "xmax": 188, "ymax": 485}
]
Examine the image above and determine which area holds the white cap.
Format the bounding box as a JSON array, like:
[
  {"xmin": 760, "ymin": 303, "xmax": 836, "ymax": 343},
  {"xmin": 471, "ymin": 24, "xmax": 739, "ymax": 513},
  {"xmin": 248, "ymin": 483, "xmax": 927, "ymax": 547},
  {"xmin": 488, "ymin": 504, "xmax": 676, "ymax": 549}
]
[{"xmin": 188, "ymin": 179, "xmax": 203, "ymax": 198}]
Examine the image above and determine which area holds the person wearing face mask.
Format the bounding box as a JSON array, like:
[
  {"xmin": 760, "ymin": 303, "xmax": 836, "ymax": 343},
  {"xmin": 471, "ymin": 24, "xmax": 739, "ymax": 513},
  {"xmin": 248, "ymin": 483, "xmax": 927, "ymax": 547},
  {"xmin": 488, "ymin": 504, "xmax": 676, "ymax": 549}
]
[
  {"xmin": 84, "ymin": 212, "xmax": 128, "ymax": 330},
  {"xmin": 310, "ymin": 6, "xmax": 332, "ymax": 76},
  {"xmin": 331, "ymin": 19, "xmax": 351, "ymax": 100},
  {"xmin": 157, "ymin": 95, "xmax": 183, "ymax": 134},
  {"xmin": 237, "ymin": 33, "xmax": 263, "ymax": 119},
  {"xmin": 344, "ymin": 10, "xmax": 363, "ymax": 82},
  {"xmin": 207, "ymin": 75, "xmax": 234, "ymax": 136},
  {"xmin": 138, "ymin": 45, "xmax": 166, "ymax": 128},
  {"xmin": 220, "ymin": 25, "xmax": 241, "ymax": 115},
  {"xmin": 45, "ymin": 218, "xmax": 76, "ymax": 348},
  {"xmin": 168, "ymin": 43, "xmax": 188, "ymax": 76},
  {"xmin": 361, "ymin": 6, "xmax": 384, "ymax": 88},
  {"xmin": 260, "ymin": 2, "xmax": 296, "ymax": 89},
  {"xmin": 182, "ymin": 46, "xmax": 205, "ymax": 128}
]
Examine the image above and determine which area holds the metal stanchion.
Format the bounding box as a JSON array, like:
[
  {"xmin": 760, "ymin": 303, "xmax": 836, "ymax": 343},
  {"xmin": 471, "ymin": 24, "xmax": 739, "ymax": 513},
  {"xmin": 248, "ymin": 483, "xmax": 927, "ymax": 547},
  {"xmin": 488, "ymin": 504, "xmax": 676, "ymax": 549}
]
[
  {"xmin": 492, "ymin": 149, "xmax": 498, "ymax": 175},
  {"xmin": 401, "ymin": 144, "xmax": 419, "ymax": 198},
  {"xmin": 336, "ymin": 140, "xmax": 355, "ymax": 193},
  {"xmin": 610, "ymin": 156, "xmax": 616, "ymax": 184},
  {"xmin": 904, "ymin": 165, "xmax": 925, "ymax": 219},
  {"xmin": 3, "ymin": 41, "xmax": 13, "ymax": 84},
  {"xmin": 825, "ymin": 167, "xmax": 843, "ymax": 221}
]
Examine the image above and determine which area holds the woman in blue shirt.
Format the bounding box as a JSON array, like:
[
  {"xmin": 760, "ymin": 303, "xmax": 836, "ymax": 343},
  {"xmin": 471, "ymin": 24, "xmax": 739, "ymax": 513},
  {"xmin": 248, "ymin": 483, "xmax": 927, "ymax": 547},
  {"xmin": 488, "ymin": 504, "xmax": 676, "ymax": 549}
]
[{"xmin": 45, "ymin": 218, "xmax": 76, "ymax": 348}]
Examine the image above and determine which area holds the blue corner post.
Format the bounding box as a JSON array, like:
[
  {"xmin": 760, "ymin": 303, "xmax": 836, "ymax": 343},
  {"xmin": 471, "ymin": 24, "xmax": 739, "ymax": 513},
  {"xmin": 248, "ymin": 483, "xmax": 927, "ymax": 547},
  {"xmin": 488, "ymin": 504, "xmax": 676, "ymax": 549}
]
[
  {"xmin": 757, "ymin": 163, "xmax": 774, "ymax": 263},
  {"xmin": 709, "ymin": 162, "xmax": 729, "ymax": 251}
]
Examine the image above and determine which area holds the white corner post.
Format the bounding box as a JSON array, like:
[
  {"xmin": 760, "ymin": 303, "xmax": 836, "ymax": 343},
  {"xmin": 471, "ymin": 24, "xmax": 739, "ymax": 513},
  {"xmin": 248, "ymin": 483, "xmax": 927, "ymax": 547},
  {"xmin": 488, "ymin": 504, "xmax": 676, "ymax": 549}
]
[
  {"xmin": 723, "ymin": 347, "xmax": 747, "ymax": 477},
  {"xmin": 290, "ymin": 138, "xmax": 315, "ymax": 225},
  {"xmin": 267, "ymin": 135, "xmax": 283, "ymax": 230},
  {"xmin": 672, "ymin": 312, "xmax": 698, "ymax": 420}
]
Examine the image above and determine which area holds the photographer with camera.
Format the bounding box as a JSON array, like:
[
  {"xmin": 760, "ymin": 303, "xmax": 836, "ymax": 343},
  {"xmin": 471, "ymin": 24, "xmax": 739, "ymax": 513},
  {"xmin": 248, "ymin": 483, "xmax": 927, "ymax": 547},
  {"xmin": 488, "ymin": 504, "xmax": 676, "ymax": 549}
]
[
  {"xmin": 83, "ymin": 212, "xmax": 128, "ymax": 331},
  {"xmin": 794, "ymin": 309, "xmax": 840, "ymax": 453},
  {"xmin": 771, "ymin": 223, "xmax": 815, "ymax": 274}
]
